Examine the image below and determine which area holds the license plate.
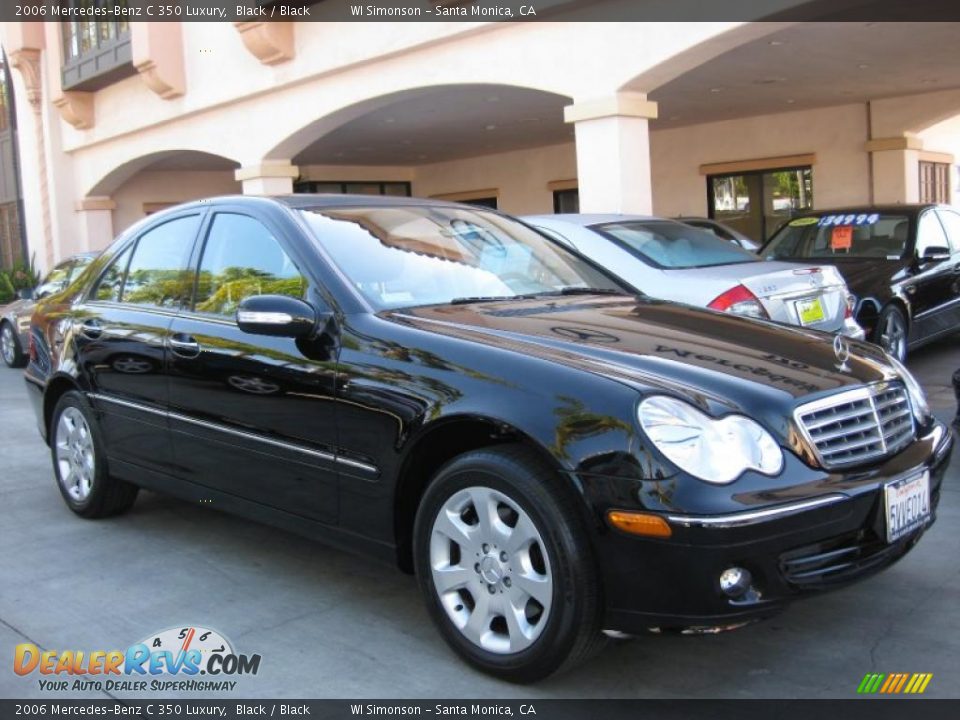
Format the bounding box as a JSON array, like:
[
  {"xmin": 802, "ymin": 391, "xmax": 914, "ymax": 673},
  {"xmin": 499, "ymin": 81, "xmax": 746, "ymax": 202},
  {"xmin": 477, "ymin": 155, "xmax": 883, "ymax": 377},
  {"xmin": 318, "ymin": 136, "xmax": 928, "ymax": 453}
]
[
  {"xmin": 795, "ymin": 296, "xmax": 826, "ymax": 325},
  {"xmin": 884, "ymin": 471, "xmax": 931, "ymax": 543}
]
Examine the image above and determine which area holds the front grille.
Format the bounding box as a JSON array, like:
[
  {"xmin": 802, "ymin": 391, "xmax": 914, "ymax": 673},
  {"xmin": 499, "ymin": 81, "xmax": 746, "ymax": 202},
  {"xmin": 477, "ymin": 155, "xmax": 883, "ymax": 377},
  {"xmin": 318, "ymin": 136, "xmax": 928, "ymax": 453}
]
[{"xmin": 795, "ymin": 383, "xmax": 914, "ymax": 469}]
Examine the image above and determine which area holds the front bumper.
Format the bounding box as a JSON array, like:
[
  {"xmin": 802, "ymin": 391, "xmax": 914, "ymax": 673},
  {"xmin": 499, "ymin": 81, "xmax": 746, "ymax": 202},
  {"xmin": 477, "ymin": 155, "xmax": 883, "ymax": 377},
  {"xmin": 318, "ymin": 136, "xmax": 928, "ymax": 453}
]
[{"xmin": 595, "ymin": 421, "xmax": 952, "ymax": 634}]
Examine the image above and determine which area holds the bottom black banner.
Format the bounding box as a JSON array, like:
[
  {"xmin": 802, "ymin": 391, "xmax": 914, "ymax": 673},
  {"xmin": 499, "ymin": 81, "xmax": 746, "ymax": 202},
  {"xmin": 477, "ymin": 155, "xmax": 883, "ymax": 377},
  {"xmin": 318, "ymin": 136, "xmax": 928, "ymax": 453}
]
[{"xmin": 1, "ymin": 699, "xmax": 959, "ymax": 720}]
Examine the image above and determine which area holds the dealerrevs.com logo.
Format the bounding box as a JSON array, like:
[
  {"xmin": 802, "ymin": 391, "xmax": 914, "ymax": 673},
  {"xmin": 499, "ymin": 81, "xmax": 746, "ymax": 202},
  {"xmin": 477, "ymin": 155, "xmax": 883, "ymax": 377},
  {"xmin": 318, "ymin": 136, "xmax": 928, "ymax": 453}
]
[{"xmin": 13, "ymin": 626, "xmax": 261, "ymax": 693}]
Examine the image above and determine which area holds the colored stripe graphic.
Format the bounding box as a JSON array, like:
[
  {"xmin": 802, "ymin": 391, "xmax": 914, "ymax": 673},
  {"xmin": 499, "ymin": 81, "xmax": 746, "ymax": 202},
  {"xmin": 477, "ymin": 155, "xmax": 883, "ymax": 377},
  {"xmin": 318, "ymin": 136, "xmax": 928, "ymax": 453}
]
[{"xmin": 857, "ymin": 673, "xmax": 932, "ymax": 694}]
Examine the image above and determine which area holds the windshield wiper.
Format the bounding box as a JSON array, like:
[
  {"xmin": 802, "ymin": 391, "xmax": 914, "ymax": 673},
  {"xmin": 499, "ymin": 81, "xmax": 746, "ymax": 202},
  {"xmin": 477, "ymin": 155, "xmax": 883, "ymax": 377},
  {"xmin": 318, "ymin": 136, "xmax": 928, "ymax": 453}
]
[
  {"xmin": 449, "ymin": 295, "xmax": 536, "ymax": 305},
  {"xmin": 554, "ymin": 287, "xmax": 628, "ymax": 296}
]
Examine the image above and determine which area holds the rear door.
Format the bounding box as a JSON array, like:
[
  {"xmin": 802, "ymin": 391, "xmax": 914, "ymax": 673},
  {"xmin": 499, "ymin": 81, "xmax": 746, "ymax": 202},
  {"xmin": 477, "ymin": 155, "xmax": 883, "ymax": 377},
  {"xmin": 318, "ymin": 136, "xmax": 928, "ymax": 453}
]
[
  {"xmin": 166, "ymin": 209, "xmax": 340, "ymax": 524},
  {"xmin": 77, "ymin": 212, "xmax": 203, "ymax": 475}
]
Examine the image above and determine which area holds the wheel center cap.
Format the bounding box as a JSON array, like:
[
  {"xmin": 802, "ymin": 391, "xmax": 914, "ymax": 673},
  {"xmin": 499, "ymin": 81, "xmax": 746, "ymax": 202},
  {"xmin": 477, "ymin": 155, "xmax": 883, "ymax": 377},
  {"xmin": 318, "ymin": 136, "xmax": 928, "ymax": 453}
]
[{"xmin": 479, "ymin": 555, "xmax": 504, "ymax": 585}]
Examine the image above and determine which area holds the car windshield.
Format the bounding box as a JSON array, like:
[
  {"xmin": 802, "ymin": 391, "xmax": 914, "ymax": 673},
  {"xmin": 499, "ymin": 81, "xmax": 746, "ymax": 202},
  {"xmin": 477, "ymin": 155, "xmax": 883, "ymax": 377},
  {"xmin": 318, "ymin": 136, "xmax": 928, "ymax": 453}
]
[
  {"xmin": 299, "ymin": 205, "xmax": 625, "ymax": 310},
  {"xmin": 594, "ymin": 220, "xmax": 757, "ymax": 269},
  {"xmin": 762, "ymin": 213, "xmax": 911, "ymax": 260}
]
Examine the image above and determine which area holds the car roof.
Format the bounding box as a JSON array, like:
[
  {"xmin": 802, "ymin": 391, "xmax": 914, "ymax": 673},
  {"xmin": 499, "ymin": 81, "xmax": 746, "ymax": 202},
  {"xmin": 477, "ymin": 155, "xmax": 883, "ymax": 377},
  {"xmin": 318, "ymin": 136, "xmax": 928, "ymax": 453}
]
[
  {"xmin": 168, "ymin": 194, "xmax": 469, "ymax": 211},
  {"xmin": 791, "ymin": 204, "xmax": 938, "ymax": 218},
  {"xmin": 523, "ymin": 213, "xmax": 660, "ymax": 226}
]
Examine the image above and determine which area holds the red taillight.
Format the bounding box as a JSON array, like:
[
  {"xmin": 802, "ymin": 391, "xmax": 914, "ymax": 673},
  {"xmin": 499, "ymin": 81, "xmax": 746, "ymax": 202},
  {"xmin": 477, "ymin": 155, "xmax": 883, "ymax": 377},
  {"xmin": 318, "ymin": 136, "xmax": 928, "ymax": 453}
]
[
  {"xmin": 708, "ymin": 284, "xmax": 758, "ymax": 312},
  {"xmin": 28, "ymin": 332, "xmax": 36, "ymax": 362},
  {"xmin": 844, "ymin": 293, "xmax": 856, "ymax": 319},
  {"xmin": 707, "ymin": 284, "xmax": 769, "ymax": 319}
]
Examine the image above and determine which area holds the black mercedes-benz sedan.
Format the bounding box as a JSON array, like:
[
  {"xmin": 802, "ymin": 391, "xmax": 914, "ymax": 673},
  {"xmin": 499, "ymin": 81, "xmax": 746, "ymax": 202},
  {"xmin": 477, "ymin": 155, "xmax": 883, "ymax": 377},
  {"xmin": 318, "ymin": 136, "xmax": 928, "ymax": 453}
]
[
  {"xmin": 25, "ymin": 195, "xmax": 953, "ymax": 682},
  {"xmin": 761, "ymin": 204, "xmax": 960, "ymax": 360}
]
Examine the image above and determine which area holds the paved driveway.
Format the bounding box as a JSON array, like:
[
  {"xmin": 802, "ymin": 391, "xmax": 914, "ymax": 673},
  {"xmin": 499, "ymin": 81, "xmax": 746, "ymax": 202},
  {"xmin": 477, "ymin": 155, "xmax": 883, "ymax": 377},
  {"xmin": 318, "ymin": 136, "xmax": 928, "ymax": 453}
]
[{"xmin": 1, "ymin": 335, "xmax": 957, "ymax": 699}]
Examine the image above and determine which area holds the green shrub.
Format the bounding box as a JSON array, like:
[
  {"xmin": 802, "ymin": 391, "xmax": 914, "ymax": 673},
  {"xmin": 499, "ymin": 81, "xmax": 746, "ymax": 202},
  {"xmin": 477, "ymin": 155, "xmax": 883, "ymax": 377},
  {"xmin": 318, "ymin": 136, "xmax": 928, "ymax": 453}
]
[
  {"xmin": 0, "ymin": 271, "xmax": 15, "ymax": 305},
  {"xmin": 9, "ymin": 254, "xmax": 40, "ymax": 291}
]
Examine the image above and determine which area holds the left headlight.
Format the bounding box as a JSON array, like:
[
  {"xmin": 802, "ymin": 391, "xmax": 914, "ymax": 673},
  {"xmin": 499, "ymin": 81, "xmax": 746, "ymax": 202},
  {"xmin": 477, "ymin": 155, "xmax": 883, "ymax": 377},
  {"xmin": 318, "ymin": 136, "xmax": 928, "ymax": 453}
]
[
  {"xmin": 886, "ymin": 354, "xmax": 930, "ymax": 424},
  {"xmin": 638, "ymin": 395, "xmax": 784, "ymax": 485}
]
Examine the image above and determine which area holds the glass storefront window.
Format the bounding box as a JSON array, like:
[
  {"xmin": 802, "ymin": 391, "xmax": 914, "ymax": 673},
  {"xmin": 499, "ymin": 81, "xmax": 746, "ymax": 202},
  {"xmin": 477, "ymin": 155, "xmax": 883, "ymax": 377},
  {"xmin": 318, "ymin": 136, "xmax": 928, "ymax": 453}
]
[
  {"xmin": 708, "ymin": 166, "xmax": 813, "ymax": 243},
  {"xmin": 293, "ymin": 181, "xmax": 412, "ymax": 197}
]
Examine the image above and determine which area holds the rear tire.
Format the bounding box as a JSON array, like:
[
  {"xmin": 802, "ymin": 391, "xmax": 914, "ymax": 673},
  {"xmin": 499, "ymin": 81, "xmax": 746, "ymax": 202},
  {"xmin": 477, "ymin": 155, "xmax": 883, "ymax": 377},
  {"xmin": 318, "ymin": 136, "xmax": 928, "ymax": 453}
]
[
  {"xmin": 50, "ymin": 391, "xmax": 138, "ymax": 518},
  {"xmin": 413, "ymin": 445, "xmax": 605, "ymax": 683},
  {"xmin": 1, "ymin": 322, "xmax": 25, "ymax": 368},
  {"xmin": 874, "ymin": 305, "xmax": 908, "ymax": 361}
]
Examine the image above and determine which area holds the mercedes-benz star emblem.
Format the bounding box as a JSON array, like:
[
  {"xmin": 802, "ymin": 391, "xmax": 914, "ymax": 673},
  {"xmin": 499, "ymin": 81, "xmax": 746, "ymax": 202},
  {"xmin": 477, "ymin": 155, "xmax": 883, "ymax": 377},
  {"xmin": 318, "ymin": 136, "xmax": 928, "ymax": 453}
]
[{"xmin": 833, "ymin": 334, "xmax": 851, "ymax": 372}]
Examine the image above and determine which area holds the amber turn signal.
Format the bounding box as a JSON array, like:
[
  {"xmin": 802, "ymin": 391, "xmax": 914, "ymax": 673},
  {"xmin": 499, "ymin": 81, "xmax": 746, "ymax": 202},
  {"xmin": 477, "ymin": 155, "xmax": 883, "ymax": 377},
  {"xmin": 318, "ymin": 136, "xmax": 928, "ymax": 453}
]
[{"xmin": 607, "ymin": 510, "xmax": 673, "ymax": 538}]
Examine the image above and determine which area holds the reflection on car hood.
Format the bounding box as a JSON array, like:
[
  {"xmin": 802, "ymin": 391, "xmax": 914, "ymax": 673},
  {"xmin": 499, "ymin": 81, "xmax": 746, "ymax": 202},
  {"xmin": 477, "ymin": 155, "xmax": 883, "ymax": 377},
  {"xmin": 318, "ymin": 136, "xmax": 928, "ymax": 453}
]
[
  {"xmin": 391, "ymin": 295, "xmax": 896, "ymax": 411},
  {"xmin": 1, "ymin": 298, "xmax": 33, "ymax": 321}
]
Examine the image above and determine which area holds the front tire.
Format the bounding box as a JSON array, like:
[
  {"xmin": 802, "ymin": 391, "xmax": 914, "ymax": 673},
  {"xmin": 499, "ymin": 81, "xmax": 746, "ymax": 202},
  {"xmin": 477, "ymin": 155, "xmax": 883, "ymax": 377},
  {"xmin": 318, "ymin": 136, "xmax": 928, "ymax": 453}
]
[
  {"xmin": 875, "ymin": 305, "xmax": 908, "ymax": 361},
  {"xmin": 1, "ymin": 322, "xmax": 25, "ymax": 368},
  {"xmin": 413, "ymin": 445, "xmax": 605, "ymax": 682},
  {"xmin": 50, "ymin": 391, "xmax": 138, "ymax": 518}
]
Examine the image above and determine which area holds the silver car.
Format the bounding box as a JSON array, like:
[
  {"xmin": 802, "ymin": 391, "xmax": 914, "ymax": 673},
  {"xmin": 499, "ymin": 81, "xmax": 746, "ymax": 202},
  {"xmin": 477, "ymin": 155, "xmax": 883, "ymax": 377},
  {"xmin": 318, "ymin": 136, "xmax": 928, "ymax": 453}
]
[
  {"xmin": 524, "ymin": 214, "xmax": 864, "ymax": 338},
  {"xmin": 1, "ymin": 252, "xmax": 97, "ymax": 368},
  {"xmin": 676, "ymin": 216, "xmax": 761, "ymax": 251}
]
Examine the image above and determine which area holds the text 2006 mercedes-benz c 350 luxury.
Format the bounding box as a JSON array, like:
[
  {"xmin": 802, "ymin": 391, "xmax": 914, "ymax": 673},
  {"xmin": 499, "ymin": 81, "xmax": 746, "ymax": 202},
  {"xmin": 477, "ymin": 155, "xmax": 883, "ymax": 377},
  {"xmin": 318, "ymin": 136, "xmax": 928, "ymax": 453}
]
[{"xmin": 25, "ymin": 196, "xmax": 953, "ymax": 682}]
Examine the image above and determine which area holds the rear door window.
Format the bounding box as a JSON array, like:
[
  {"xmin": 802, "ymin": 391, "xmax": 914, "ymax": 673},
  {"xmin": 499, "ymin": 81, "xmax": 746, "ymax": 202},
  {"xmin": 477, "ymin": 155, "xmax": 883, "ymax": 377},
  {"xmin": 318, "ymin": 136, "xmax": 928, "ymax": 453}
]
[{"xmin": 119, "ymin": 215, "xmax": 201, "ymax": 308}]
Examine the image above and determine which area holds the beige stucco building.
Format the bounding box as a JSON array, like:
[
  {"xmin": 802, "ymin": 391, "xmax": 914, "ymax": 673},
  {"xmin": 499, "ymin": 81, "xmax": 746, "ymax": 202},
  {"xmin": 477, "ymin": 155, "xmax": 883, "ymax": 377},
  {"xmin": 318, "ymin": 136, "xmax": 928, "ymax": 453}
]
[{"xmin": 2, "ymin": 9, "xmax": 960, "ymax": 272}]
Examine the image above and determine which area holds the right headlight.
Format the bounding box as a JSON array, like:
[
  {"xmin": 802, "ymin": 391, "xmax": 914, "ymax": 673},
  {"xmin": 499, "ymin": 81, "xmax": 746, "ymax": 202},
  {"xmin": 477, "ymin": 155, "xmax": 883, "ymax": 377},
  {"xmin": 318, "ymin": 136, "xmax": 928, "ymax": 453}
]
[
  {"xmin": 638, "ymin": 395, "xmax": 783, "ymax": 485},
  {"xmin": 885, "ymin": 354, "xmax": 931, "ymax": 424}
]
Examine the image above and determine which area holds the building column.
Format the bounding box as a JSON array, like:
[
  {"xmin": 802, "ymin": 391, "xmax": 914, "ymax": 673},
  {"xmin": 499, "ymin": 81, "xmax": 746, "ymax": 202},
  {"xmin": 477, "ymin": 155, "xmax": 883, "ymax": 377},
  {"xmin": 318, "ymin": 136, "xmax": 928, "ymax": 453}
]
[
  {"xmin": 866, "ymin": 136, "xmax": 922, "ymax": 204},
  {"xmin": 564, "ymin": 93, "xmax": 658, "ymax": 214},
  {"xmin": 235, "ymin": 161, "xmax": 299, "ymax": 196},
  {"xmin": 6, "ymin": 22, "xmax": 56, "ymax": 270},
  {"xmin": 75, "ymin": 197, "xmax": 116, "ymax": 252}
]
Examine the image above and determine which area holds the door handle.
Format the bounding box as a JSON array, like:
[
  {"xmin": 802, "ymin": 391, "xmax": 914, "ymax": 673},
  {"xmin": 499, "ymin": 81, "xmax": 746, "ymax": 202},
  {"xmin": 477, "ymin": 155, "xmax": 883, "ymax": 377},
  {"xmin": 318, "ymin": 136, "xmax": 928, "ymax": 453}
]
[
  {"xmin": 79, "ymin": 319, "xmax": 103, "ymax": 339},
  {"xmin": 168, "ymin": 334, "xmax": 201, "ymax": 358}
]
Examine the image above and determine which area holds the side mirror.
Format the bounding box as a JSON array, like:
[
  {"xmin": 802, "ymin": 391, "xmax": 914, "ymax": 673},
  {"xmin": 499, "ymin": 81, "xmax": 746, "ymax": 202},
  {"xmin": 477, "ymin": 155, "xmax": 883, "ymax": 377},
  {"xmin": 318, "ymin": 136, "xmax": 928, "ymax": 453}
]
[
  {"xmin": 17, "ymin": 288, "xmax": 35, "ymax": 301},
  {"xmin": 236, "ymin": 295, "xmax": 320, "ymax": 338},
  {"xmin": 919, "ymin": 245, "xmax": 951, "ymax": 263}
]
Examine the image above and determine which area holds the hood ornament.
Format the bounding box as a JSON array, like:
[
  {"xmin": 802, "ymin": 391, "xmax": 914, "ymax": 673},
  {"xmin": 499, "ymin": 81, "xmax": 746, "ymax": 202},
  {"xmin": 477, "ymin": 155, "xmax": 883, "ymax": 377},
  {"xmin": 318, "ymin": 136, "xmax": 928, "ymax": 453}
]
[{"xmin": 833, "ymin": 334, "xmax": 851, "ymax": 373}]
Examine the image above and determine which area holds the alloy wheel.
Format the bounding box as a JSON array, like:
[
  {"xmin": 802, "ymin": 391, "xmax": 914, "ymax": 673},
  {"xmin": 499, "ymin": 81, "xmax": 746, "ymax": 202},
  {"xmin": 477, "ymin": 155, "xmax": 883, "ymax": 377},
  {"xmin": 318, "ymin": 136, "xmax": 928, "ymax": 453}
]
[
  {"xmin": 54, "ymin": 407, "xmax": 96, "ymax": 502},
  {"xmin": 429, "ymin": 485, "xmax": 553, "ymax": 654},
  {"xmin": 880, "ymin": 313, "xmax": 907, "ymax": 361},
  {"xmin": 1, "ymin": 326, "xmax": 15, "ymax": 366}
]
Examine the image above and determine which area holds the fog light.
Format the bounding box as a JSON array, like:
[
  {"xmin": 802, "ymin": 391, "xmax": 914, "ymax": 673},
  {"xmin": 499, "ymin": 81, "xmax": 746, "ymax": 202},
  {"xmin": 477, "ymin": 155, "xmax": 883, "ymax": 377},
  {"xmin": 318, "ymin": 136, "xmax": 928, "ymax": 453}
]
[{"xmin": 719, "ymin": 567, "xmax": 751, "ymax": 598}]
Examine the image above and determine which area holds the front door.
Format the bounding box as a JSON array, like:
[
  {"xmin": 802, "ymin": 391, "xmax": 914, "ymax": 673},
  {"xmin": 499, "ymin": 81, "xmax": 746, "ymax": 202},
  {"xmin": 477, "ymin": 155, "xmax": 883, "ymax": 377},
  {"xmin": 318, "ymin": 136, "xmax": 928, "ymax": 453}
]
[
  {"xmin": 77, "ymin": 212, "xmax": 202, "ymax": 475},
  {"xmin": 908, "ymin": 210, "xmax": 958, "ymax": 342},
  {"xmin": 166, "ymin": 210, "xmax": 340, "ymax": 524}
]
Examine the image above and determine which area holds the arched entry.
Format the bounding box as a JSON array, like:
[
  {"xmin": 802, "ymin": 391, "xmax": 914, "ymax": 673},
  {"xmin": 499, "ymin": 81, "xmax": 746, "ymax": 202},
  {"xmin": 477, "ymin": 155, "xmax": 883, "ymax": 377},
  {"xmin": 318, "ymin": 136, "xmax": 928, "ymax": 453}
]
[
  {"xmin": 616, "ymin": 22, "xmax": 960, "ymax": 222},
  {"xmin": 264, "ymin": 84, "xmax": 575, "ymax": 215},
  {"xmin": 76, "ymin": 150, "xmax": 240, "ymax": 252}
]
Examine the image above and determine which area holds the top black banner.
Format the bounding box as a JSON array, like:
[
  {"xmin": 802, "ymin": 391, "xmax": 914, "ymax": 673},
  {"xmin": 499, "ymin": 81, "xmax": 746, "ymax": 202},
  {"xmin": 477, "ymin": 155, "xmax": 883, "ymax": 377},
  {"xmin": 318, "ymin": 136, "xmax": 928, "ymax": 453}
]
[{"xmin": 5, "ymin": 0, "xmax": 960, "ymax": 23}]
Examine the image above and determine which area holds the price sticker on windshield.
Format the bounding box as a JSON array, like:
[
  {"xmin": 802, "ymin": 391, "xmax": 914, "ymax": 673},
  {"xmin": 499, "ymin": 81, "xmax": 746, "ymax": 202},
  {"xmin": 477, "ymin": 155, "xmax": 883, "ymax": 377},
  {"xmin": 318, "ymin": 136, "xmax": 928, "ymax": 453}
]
[{"xmin": 830, "ymin": 226, "xmax": 853, "ymax": 251}]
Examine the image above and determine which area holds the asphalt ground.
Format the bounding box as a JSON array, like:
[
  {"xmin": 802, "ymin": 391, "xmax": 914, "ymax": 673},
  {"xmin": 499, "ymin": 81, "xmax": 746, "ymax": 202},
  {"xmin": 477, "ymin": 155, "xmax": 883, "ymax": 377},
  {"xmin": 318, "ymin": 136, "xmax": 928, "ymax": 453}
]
[{"xmin": 0, "ymin": 334, "xmax": 957, "ymax": 699}]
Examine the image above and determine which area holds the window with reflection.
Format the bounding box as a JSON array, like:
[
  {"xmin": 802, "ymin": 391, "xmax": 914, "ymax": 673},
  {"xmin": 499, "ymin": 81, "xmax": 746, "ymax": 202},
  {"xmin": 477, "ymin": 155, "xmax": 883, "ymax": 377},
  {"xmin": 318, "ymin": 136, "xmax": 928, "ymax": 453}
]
[
  {"xmin": 92, "ymin": 246, "xmax": 133, "ymax": 302},
  {"xmin": 194, "ymin": 213, "xmax": 306, "ymax": 317},
  {"xmin": 299, "ymin": 205, "xmax": 620, "ymax": 310},
  {"xmin": 120, "ymin": 216, "xmax": 199, "ymax": 308}
]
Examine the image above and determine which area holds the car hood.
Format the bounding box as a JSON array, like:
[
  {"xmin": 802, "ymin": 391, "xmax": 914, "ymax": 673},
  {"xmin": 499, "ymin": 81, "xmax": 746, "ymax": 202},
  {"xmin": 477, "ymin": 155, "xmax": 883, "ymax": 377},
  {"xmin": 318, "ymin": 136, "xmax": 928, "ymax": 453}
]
[
  {"xmin": 390, "ymin": 295, "xmax": 897, "ymax": 418},
  {"xmin": 1, "ymin": 298, "xmax": 33, "ymax": 321}
]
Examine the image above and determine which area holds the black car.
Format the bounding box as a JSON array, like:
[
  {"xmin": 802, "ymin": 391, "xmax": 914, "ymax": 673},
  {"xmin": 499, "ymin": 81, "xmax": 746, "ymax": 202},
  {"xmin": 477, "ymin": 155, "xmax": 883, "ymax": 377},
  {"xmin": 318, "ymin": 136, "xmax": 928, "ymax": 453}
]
[
  {"xmin": 25, "ymin": 196, "xmax": 952, "ymax": 682},
  {"xmin": 761, "ymin": 204, "xmax": 960, "ymax": 360}
]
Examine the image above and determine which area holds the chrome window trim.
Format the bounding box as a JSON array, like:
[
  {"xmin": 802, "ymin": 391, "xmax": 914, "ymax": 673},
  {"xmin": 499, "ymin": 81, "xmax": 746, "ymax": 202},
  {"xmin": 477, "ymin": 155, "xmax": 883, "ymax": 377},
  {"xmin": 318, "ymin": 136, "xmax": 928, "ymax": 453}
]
[
  {"xmin": 87, "ymin": 392, "xmax": 378, "ymax": 477},
  {"xmin": 666, "ymin": 494, "xmax": 848, "ymax": 528}
]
